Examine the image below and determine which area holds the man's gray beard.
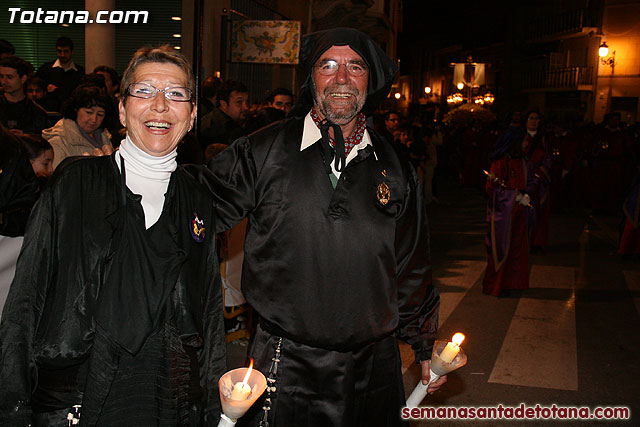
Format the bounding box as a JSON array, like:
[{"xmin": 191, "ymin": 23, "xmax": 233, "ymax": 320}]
[{"xmin": 311, "ymin": 78, "xmax": 366, "ymax": 125}]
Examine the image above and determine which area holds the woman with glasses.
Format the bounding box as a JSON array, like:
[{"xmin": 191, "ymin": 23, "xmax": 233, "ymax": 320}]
[{"xmin": 0, "ymin": 46, "xmax": 226, "ymax": 426}]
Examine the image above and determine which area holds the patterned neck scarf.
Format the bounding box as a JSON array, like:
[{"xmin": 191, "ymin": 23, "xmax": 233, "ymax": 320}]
[{"xmin": 310, "ymin": 106, "xmax": 366, "ymax": 173}]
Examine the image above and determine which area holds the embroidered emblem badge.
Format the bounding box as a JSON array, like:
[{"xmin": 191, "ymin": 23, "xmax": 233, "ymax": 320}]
[
  {"xmin": 190, "ymin": 213, "xmax": 205, "ymax": 242},
  {"xmin": 377, "ymin": 182, "xmax": 390, "ymax": 205}
]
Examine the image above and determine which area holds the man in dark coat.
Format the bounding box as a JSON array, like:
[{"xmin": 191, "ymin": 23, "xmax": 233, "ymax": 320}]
[
  {"xmin": 198, "ymin": 27, "xmax": 444, "ymax": 426},
  {"xmin": 0, "ymin": 56, "xmax": 49, "ymax": 136},
  {"xmin": 36, "ymin": 37, "xmax": 85, "ymax": 111},
  {"xmin": 198, "ymin": 79, "xmax": 249, "ymax": 150}
]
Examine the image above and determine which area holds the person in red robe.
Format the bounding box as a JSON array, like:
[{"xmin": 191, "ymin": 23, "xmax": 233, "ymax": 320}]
[
  {"xmin": 483, "ymin": 127, "xmax": 535, "ymax": 296},
  {"xmin": 522, "ymin": 111, "xmax": 552, "ymax": 250},
  {"xmin": 618, "ymin": 171, "xmax": 640, "ymax": 256}
]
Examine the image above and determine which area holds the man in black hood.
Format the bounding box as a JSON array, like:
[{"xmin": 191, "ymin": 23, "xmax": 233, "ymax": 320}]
[{"xmin": 199, "ymin": 27, "xmax": 444, "ymax": 426}]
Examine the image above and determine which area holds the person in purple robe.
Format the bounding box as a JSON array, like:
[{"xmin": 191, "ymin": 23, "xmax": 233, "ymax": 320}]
[{"xmin": 483, "ymin": 127, "xmax": 536, "ymax": 296}]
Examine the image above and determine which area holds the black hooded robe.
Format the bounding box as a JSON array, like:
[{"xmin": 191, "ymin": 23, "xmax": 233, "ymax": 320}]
[{"xmin": 197, "ymin": 28, "xmax": 440, "ymax": 427}]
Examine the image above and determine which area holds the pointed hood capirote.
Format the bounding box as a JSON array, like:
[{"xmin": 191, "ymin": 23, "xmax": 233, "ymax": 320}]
[{"xmin": 290, "ymin": 27, "xmax": 399, "ymax": 118}]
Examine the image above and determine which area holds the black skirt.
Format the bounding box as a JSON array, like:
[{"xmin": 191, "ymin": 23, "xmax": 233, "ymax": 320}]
[{"xmin": 239, "ymin": 324, "xmax": 407, "ymax": 427}]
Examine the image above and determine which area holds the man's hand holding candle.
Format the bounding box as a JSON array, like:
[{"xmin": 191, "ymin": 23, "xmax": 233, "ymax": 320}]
[
  {"xmin": 406, "ymin": 333, "xmax": 466, "ymax": 406},
  {"xmin": 419, "ymin": 360, "xmax": 447, "ymax": 393}
]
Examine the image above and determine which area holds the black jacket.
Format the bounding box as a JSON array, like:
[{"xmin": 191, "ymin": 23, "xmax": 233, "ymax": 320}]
[
  {"xmin": 0, "ymin": 96, "xmax": 50, "ymax": 136},
  {"xmin": 199, "ymin": 107, "xmax": 246, "ymax": 149},
  {"xmin": 0, "ymin": 155, "xmax": 225, "ymax": 425},
  {"xmin": 36, "ymin": 61, "xmax": 85, "ymax": 105}
]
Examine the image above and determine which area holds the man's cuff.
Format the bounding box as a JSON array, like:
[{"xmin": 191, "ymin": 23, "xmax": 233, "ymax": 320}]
[{"xmin": 413, "ymin": 341, "xmax": 434, "ymax": 362}]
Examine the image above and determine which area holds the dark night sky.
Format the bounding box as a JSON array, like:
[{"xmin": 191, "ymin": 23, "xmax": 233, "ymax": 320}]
[
  {"xmin": 400, "ymin": 1, "xmax": 510, "ymax": 52},
  {"xmin": 398, "ymin": 1, "xmax": 513, "ymax": 75}
]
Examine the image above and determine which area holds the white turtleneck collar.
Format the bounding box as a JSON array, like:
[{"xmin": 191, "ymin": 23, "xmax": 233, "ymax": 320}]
[
  {"xmin": 115, "ymin": 135, "xmax": 178, "ymax": 228},
  {"xmin": 527, "ymin": 129, "xmax": 538, "ymax": 137}
]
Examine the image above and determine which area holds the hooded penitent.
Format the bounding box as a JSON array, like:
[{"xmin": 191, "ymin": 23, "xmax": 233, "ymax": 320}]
[
  {"xmin": 290, "ymin": 28, "xmax": 398, "ymax": 173},
  {"xmin": 290, "ymin": 27, "xmax": 399, "ymax": 118}
]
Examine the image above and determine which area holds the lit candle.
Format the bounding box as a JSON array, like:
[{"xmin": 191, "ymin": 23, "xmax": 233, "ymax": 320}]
[
  {"xmin": 438, "ymin": 333, "xmax": 465, "ymax": 363},
  {"xmin": 230, "ymin": 359, "xmax": 253, "ymax": 401}
]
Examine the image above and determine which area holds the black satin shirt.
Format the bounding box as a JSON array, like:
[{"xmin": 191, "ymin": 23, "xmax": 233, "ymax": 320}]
[{"xmin": 199, "ymin": 116, "xmax": 439, "ymax": 360}]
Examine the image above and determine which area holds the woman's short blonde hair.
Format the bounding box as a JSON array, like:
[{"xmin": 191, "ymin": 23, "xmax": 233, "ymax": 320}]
[{"xmin": 120, "ymin": 45, "xmax": 195, "ymax": 108}]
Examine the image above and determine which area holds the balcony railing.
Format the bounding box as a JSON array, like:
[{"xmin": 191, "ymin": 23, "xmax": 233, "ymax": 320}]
[
  {"xmin": 523, "ymin": 9, "xmax": 599, "ymax": 41},
  {"xmin": 521, "ymin": 66, "xmax": 594, "ymax": 91}
]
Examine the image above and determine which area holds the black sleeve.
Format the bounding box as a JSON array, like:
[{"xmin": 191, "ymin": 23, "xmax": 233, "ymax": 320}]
[
  {"xmin": 394, "ymin": 163, "xmax": 440, "ymax": 361},
  {"xmin": 0, "ymin": 137, "xmax": 40, "ymax": 237},
  {"xmin": 0, "ymin": 184, "xmax": 56, "ymax": 421},
  {"xmin": 199, "ymin": 222, "xmax": 226, "ymax": 425},
  {"xmin": 193, "ymin": 136, "xmax": 258, "ymax": 234}
]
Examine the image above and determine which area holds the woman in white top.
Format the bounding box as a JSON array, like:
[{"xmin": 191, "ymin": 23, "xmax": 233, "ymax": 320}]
[{"xmin": 42, "ymin": 85, "xmax": 114, "ymax": 169}]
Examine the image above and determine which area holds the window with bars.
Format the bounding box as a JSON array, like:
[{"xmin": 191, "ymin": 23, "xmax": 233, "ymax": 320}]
[{"xmin": 0, "ymin": 0, "xmax": 182, "ymax": 76}]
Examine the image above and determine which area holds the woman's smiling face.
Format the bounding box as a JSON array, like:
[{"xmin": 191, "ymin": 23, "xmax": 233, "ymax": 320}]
[{"xmin": 119, "ymin": 62, "xmax": 196, "ymax": 157}]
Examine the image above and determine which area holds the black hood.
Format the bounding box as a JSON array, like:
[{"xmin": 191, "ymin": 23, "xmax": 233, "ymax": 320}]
[{"xmin": 290, "ymin": 27, "xmax": 398, "ymax": 118}]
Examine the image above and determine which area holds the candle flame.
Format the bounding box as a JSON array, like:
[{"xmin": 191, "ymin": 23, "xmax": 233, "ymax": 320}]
[
  {"xmin": 241, "ymin": 358, "xmax": 254, "ymax": 385},
  {"xmin": 452, "ymin": 333, "xmax": 465, "ymax": 346}
]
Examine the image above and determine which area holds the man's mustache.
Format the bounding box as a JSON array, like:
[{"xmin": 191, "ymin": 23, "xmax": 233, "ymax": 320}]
[{"xmin": 323, "ymin": 84, "xmax": 360, "ymax": 97}]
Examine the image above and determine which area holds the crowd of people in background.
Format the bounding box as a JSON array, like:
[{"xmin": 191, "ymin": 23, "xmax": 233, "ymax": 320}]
[{"xmin": 2, "ymin": 35, "xmax": 640, "ymax": 313}]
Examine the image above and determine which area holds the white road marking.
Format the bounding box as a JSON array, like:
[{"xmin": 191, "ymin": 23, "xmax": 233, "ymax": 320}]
[{"xmin": 488, "ymin": 265, "xmax": 578, "ymax": 390}]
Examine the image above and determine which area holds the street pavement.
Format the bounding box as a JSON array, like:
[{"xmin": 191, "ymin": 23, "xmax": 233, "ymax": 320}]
[
  {"xmin": 227, "ymin": 179, "xmax": 640, "ymax": 426},
  {"xmin": 401, "ymin": 180, "xmax": 639, "ymax": 426}
]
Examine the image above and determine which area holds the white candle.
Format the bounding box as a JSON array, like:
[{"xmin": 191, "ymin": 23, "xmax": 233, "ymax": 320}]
[
  {"xmin": 230, "ymin": 381, "xmax": 251, "ymax": 401},
  {"xmin": 229, "ymin": 359, "xmax": 254, "ymax": 401},
  {"xmin": 438, "ymin": 333, "xmax": 465, "ymax": 363}
]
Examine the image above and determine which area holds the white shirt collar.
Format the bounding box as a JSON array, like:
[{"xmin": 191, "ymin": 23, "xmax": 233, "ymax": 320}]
[
  {"xmin": 300, "ymin": 111, "xmax": 374, "ymax": 178},
  {"xmin": 53, "ymin": 59, "xmax": 78, "ymax": 72},
  {"xmin": 115, "ymin": 135, "xmax": 177, "ymax": 229},
  {"xmin": 301, "ymin": 112, "xmax": 322, "ymax": 152}
]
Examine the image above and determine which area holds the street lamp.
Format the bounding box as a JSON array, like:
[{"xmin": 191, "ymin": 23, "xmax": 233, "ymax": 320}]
[
  {"xmin": 598, "ymin": 42, "xmax": 608, "ymax": 58},
  {"xmin": 424, "ymin": 86, "xmax": 431, "ymax": 95},
  {"xmin": 599, "ymin": 42, "xmax": 615, "ymax": 67},
  {"xmin": 598, "ymin": 42, "xmax": 615, "ymax": 113},
  {"xmin": 456, "ymin": 82, "xmax": 465, "ymax": 91}
]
